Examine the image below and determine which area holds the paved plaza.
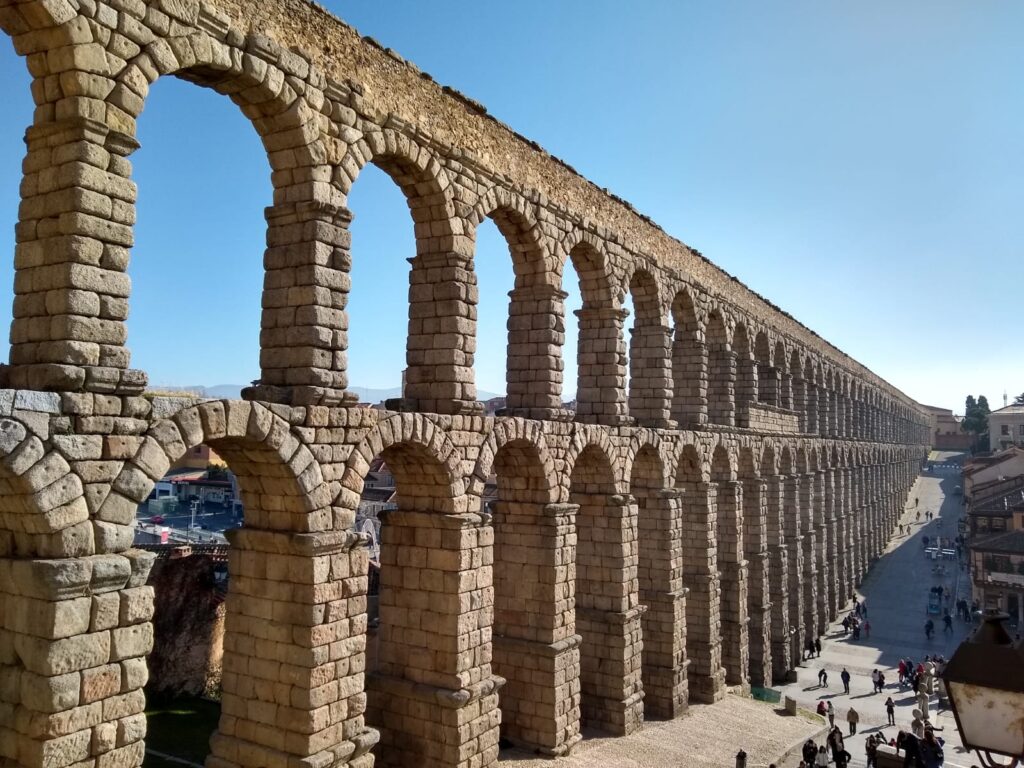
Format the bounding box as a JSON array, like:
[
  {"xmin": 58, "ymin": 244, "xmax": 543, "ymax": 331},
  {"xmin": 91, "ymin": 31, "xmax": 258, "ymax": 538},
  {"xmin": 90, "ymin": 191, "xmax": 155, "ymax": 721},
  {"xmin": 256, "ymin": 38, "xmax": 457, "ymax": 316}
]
[
  {"xmin": 778, "ymin": 453, "xmax": 975, "ymax": 767},
  {"xmin": 500, "ymin": 694, "xmax": 823, "ymax": 768}
]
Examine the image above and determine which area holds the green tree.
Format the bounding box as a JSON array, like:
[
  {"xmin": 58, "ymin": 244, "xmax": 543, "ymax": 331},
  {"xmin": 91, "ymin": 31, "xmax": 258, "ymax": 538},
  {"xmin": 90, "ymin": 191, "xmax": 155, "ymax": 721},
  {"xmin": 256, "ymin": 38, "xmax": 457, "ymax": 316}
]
[
  {"xmin": 1014, "ymin": 392, "xmax": 1024, "ymax": 406},
  {"xmin": 963, "ymin": 394, "xmax": 991, "ymax": 452}
]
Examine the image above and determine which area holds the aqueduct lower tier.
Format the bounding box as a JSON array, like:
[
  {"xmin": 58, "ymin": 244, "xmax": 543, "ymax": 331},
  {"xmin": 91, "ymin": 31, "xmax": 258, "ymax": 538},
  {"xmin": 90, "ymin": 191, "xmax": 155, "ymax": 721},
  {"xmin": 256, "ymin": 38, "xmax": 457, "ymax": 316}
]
[{"xmin": 0, "ymin": 393, "xmax": 925, "ymax": 768}]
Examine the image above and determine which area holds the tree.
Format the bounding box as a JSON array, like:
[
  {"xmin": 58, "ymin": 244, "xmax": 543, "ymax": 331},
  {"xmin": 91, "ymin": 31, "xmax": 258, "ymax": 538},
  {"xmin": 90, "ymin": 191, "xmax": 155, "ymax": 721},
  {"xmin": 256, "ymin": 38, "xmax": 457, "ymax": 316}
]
[
  {"xmin": 962, "ymin": 394, "xmax": 991, "ymax": 452},
  {"xmin": 1014, "ymin": 392, "xmax": 1024, "ymax": 406}
]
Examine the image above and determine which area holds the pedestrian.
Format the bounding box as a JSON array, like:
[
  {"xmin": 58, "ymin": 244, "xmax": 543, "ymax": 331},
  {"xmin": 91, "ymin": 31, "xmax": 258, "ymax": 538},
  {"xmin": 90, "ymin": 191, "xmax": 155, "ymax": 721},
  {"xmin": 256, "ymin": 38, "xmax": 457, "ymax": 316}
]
[
  {"xmin": 925, "ymin": 619, "xmax": 934, "ymax": 640},
  {"xmin": 863, "ymin": 619, "xmax": 871, "ymax": 639},
  {"xmin": 878, "ymin": 670, "xmax": 886, "ymax": 691},
  {"xmin": 828, "ymin": 726, "xmax": 846, "ymax": 765},
  {"xmin": 819, "ymin": 667, "xmax": 828, "ymax": 688},
  {"xmin": 943, "ymin": 613, "xmax": 953, "ymax": 634},
  {"xmin": 920, "ymin": 727, "xmax": 945, "ymax": 768},
  {"xmin": 842, "ymin": 615, "xmax": 850, "ymax": 635},
  {"xmin": 885, "ymin": 695, "xmax": 896, "ymax": 726},
  {"xmin": 871, "ymin": 668, "xmax": 880, "ymax": 693},
  {"xmin": 841, "ymin": 667, "xmax": 851, "ymax": 694},
  {"xmin": 814, "ymin": 745, "xmax": 829, "ymax": 767},
  {"xmin": 814, "ymin": 637, "xmax": 822, "ymax": 657},
  {"xmin": 898, "ymin": 659, "xmax": 907, "ymax": 684},
  {"xmin": 827, "ymin": 700, "xmax": 835, "ymax": 728},
  {"xmin": 803, "ymin": 738, "xmax": 818, "ymax": 765},
  {"xmin": 866, "ymin": 734, "xmax": 878, "ymax": 768},
  {"xmin": 847, "ymin": 706, "xmax": 859, "ymax": 735}
]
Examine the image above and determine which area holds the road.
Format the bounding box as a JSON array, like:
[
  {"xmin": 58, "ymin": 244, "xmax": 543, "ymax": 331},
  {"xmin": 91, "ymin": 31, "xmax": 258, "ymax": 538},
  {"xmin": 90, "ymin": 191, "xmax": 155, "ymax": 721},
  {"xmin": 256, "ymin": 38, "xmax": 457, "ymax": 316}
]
[
  {"xmin": 135, "ymin": 499, "xmax": 237, "ymax": 544},
  {"xmin": 777, "ymin": 451, "xmax": 976, "ymax": 767}
]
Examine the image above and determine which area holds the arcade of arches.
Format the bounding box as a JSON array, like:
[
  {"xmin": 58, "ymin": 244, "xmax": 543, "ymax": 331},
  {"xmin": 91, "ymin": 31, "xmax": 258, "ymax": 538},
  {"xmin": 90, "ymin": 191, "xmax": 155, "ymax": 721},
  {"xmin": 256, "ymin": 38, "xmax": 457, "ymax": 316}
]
[{"xmin": 0, "ymin": 2, "xmax": 930, "ymax": 768}]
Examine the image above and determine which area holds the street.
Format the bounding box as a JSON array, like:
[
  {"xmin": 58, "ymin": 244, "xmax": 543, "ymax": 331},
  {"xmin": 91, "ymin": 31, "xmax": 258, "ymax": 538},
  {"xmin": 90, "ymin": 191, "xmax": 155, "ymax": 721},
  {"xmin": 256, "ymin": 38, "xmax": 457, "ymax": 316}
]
[
  {"xmin": 136, "ymin": 499, "xmax": 237, "ymax": 544},
  {"xmin": 777, "ymin": 451, "xmax": 974, "ymax": 767}
]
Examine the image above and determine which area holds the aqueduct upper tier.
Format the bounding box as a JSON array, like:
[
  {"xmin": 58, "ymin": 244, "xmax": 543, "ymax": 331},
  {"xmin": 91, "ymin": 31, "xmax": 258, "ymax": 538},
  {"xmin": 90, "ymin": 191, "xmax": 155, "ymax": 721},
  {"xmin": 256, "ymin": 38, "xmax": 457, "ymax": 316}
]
[{"xmin": 0, "ymin": 2, "xmax": 930, "ymax": 768}]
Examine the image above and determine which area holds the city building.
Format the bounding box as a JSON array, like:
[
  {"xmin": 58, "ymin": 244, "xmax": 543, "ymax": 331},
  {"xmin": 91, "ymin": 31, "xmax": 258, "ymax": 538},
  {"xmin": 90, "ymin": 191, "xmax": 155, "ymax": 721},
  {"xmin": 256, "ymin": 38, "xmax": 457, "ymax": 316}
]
[
  {"xmin": 922, "ymin": 404, "xmax": 971, "ymax": 450},
  {"xmin": 989, "ymin": 404, "xmax": 1024, "ymax": 452}
]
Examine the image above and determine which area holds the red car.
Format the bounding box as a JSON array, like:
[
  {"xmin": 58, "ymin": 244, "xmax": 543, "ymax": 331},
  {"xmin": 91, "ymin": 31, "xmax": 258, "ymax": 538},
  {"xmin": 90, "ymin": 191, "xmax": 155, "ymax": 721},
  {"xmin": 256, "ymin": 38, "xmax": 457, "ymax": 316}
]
[{"xmin": 150, "ymin": 515, "xmax": 165, "ymax": 524}]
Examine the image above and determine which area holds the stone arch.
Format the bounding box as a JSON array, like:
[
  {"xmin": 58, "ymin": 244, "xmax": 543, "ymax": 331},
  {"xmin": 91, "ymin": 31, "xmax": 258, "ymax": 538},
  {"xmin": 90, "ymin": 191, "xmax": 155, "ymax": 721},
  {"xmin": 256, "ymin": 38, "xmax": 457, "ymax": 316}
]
[
  {"xmin": 101, "ymin": 400, "xmax": 332, "ymax": 533},
  {"xmin": 470, "ymin": 418, "xmax": 557, "ymax": 503},
  {"xmin": 560, "ymin": 232, "xmax": 625, "ymax": 424},
  {"xmin": 627, "ymin": 267, "xmax": 672, "ymax": 424},
  {"xmin": 629, "ymin": 440, "xmax": 684, "ymax": 715},
  {"xmin": 563, "ymin": 425, "xmax": 624, "ymax": 498},
  {"xmin": 0, "ymin": 416, "xmax": 89, "ymax": 558},
  {"xmin": 343, "ymin": 413, "xmax": 465, "ymax": 513},
  {"xmin": 706, "ymin": 308, "xmax": 734, "ymax": 426},
  {"xmin": 732, "ymin": 321, "xmax": 757, "ymax": 423},
  {"xmin": 338, "ymin": 129, "xmax": 475, "ymax": 410},
  {"xmin": 483, "ymin": 424, "xmax": 570, "ymax": 752},
  {"xmin": 754, "ymin": 331, "xmax": 776, "ymax": 407},
  {"xmin": 671, "ymin": 286, "xmax": 706, "ymax": 427},
  {"xmin": 569, "ymin": 440, "xmax": 641, "ymax": 732},
  {"xmin": 674, "ymin": 441, "xmax": 709, "ymax": 486},
  {"xmin": 710, "ymin": 442, "xmax": 744, "ymax": 685}
]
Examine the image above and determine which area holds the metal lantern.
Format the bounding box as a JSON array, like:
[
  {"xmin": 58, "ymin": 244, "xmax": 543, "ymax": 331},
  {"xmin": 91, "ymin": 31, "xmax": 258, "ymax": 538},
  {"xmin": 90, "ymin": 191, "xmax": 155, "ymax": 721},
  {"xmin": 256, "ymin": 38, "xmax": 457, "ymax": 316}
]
[{"xmin": 942, "ymin": 611, "xmax": 1024, "ymax": 767}]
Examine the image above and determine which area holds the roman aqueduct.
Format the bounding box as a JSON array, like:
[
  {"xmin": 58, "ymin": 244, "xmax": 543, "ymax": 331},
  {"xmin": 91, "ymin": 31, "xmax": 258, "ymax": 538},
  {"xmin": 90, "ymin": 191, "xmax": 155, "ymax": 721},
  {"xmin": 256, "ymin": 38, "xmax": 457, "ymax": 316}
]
[{"xmin": 0, "ymin": 1, "xmax": 931, "ymax": 767}]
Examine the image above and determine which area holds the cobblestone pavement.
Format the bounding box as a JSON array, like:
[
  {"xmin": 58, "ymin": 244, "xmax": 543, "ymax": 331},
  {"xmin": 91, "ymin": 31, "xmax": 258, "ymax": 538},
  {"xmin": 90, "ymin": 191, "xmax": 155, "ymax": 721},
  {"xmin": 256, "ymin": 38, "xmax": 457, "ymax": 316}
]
[
  {"xmin": 778, "ymin": 456, "xmax": 977, "ymax": 767},
  {"xmin": 500, "ymin": 694, "xmax": 823, "ymax": 767}
]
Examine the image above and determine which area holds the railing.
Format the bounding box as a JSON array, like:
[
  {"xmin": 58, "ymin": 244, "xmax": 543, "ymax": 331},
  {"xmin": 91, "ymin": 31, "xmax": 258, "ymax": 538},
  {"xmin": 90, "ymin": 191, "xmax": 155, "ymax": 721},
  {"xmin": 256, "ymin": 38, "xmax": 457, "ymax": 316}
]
[{"xmin": 986, "ymin": 571, "xmax": 1024, "ymax": 587}]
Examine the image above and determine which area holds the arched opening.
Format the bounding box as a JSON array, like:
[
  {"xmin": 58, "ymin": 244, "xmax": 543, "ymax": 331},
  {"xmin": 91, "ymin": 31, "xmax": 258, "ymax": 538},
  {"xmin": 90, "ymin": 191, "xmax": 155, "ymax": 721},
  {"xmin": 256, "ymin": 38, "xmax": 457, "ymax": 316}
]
[
  {"xmin": 360, "ymin": 438, "xmax": 493, "ymax": 767},
  {"xmin": 761, "ymin": 446, "xmax": 791, "ymax": 683},
  {"xmin": 0, "ymin": 34, "xmax": 32, "ymax": 358},
  {"xmin": 732, "ymin": 323, "xmax": 756, "ymax": 427},
  {"xmin": 711, "ymin": 445, "xmax": 745, "ymax": 687},
  {"xmin": 346, "ymin": 164, "xmax": 419, "ymax": 403},
  {"xmin": 564, "ymin": 242, "xmax": 624, "ymax": 424},
  {"xmin": 570, "ymin": 444, "xmax": 641, "ymax": 733},
  {"xmin": 676, "ymin": 443, "xmax": 721, "ymax": 703},
  {"xmin": 129, "ymin": 78, "xmax": 269, "ymax": 390},
  {"xmin": 671, "ymin": 289, "xmax": 705, "ymax": 427},
  {"xmin": 799, "ymin": 449, "xmax": 821, "ymax": 642},
  {"xmin": 754, "ymin": 332, "xmax": 776, "ymax": 407},
  {"xmin": 626, "ymin": 270, "xmax": 670, "ymax": 425},
  {"xmin": 775, "ymin": 342, "xmax": 791, "ymax": 410},
  {"xmin": 779, "ymin": 446, "xmax": 805, "ymax": 667},
  {"xmin": 790, "ymin": 351, "xmax": 806, "ymax": 432},
  {"xmin": 336, "ymin": 133, "xmax": 469, "ymax": 412},
  {"xmin": 632, "ymin": 444, "xmax": 686, "ymax": 717},
  {"xmin": 739, "ymin": 447, "xmax": 770, "ymax": 687},
  {"xmin": 474, "ymin": 205, "xmax": 546, "ymax": 415},
  {"xmin": 488, "ymin": 438, "xmax": 578, "ymax": 753},
  {"xmin": 706, "ymin": 310, "xmax": 734, "ymax": 426}
]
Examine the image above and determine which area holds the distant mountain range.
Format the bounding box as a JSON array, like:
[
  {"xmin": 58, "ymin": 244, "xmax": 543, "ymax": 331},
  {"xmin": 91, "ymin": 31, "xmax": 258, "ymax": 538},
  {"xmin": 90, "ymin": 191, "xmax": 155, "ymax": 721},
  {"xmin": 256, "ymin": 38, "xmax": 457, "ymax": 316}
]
[{"xmin": 151, "ymin": 384, "xmax": 504, "ymax": 402}]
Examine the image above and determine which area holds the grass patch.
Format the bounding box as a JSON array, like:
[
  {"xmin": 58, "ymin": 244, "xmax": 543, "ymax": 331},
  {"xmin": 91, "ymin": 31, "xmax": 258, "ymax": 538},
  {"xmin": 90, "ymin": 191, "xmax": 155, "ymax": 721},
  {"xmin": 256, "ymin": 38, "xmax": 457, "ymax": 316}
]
[{"xmin": 144, "ymin": 694, "xmax": 221, "ymax": 767}]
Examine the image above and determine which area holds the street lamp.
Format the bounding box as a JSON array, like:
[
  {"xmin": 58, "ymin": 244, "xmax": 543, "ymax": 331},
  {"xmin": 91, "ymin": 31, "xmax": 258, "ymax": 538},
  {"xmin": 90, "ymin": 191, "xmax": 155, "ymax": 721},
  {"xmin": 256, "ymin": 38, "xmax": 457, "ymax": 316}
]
[{"xmin": 942, "ymin": 610, "xmax": 1024, "ymax": 767}]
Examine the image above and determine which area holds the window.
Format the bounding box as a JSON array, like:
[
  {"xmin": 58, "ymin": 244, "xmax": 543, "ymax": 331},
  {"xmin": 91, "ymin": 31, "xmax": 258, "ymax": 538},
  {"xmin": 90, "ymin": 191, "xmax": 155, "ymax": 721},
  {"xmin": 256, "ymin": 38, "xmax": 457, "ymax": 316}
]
[
  {"xmin": 992, "ymin": 517, "xmax": 1007, "ymax": 531},
  {"xmin": 1002, "ymin": 425, "xmax": 1010, "ymax": 436},
  {"xmin": 1018, "ymin": 424, "xmax": 1024, "ymax": 436}
]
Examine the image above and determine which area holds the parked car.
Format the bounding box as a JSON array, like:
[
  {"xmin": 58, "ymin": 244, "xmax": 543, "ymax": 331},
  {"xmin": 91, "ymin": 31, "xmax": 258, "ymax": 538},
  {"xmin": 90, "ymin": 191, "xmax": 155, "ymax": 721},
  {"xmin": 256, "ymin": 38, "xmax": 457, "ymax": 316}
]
[{"xmin": 150, "ymin": 515, "xmax": 165, "ymax": 524}]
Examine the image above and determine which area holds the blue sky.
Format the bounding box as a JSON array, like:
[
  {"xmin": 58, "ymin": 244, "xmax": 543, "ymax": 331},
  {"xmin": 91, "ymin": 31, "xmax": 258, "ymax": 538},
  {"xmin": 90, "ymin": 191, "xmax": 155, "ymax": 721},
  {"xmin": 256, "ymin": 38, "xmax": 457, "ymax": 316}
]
[{"xmin": 1, "ymin": 1, "xmax": 1022, "ymax": 412}]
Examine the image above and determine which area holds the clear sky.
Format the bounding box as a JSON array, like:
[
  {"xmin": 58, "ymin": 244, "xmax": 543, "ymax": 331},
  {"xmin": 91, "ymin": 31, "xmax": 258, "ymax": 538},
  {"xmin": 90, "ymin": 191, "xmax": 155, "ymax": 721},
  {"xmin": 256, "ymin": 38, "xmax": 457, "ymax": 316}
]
[{"xmin": 1, "ymin": 1, "xmax": 1021, "ymax": 411}]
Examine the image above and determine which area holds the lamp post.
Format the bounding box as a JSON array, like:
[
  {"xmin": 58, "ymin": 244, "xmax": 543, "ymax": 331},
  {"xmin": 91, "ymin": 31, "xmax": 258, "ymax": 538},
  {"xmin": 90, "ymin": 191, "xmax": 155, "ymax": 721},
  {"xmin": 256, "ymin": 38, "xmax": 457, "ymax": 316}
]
[{"xmin": 942, "ymin": 610, "xmax": 1024, "ymax": 767}]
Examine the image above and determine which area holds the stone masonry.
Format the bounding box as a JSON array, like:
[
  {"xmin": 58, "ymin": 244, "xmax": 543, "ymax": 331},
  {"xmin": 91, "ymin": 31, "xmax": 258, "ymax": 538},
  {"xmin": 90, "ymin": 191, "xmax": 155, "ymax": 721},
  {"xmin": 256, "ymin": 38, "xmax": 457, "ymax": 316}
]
[{"xmin": 0, "ymin": 2, "xmax": 930, "ymax": 768}]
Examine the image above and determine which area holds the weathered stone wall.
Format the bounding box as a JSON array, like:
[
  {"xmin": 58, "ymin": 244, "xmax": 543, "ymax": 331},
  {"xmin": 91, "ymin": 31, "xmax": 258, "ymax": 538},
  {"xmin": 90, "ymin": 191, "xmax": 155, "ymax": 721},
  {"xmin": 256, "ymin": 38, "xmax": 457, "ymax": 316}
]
[
  {"xmin": 745, "ymin": 404, "xmax": 801, "ymax": 434},
  {"xmin": 0, "ymin": 392, "xmax": 924, "ymax": 768},
  {"xmin": 0, "ymin": 2, "xmax": 933, "ymax": 767},
  {"xmin": 144, "ymin": 547, "xmax": 226, "ymax": 698}
]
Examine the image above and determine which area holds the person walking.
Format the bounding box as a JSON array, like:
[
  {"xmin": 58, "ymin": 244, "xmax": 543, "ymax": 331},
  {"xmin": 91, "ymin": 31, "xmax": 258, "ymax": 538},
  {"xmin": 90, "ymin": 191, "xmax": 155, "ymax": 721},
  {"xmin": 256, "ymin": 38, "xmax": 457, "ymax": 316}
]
[
  {"xmin": 814, "ymin": 745, "xmax": 829, "ymax": 767},
  {"xmin": 818, "ymin": 667, "xmax": 828, "ymax": 687},
  {"xmin": 863, "ymin": 619, "xmax": 871, "ymax": 639},
  {"xmin": 898, "ymin": 659, "xmax": 907, "ymax": 685},
  {"xmin": 827, "ymin": 700, "xmax": 835, "ymax": 728},
  {"xmin": 865, "ymin": 734, "xmax": 879, "ymax": 768},
  {"xmin": 814, "ymin": 637, "xmax": 822, "ymax": 657},
  {"xmin": 885, "ymin": 695, "xmax": 896, "ymax": 726},
  {"xmin": 803, "ymin": 738, "xmax": 818, "ymax": 765},
  {"xmin": 877, "ymin": 670, "xmax": 886, "ymax": 691},
  {"xmin": 841, "ymin": 667, "xmax": 851, "ymax": 694},
  {"xmin": 847, "ymin": 706, "xmax": 859, "ymax": 735},
  {"xmin": 871, "ymin": 669, "xmax": 880, "ymax": 693},
  {"xmin": 943, "ymin": 612, "xmax": 954, "ymax": 634}
]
